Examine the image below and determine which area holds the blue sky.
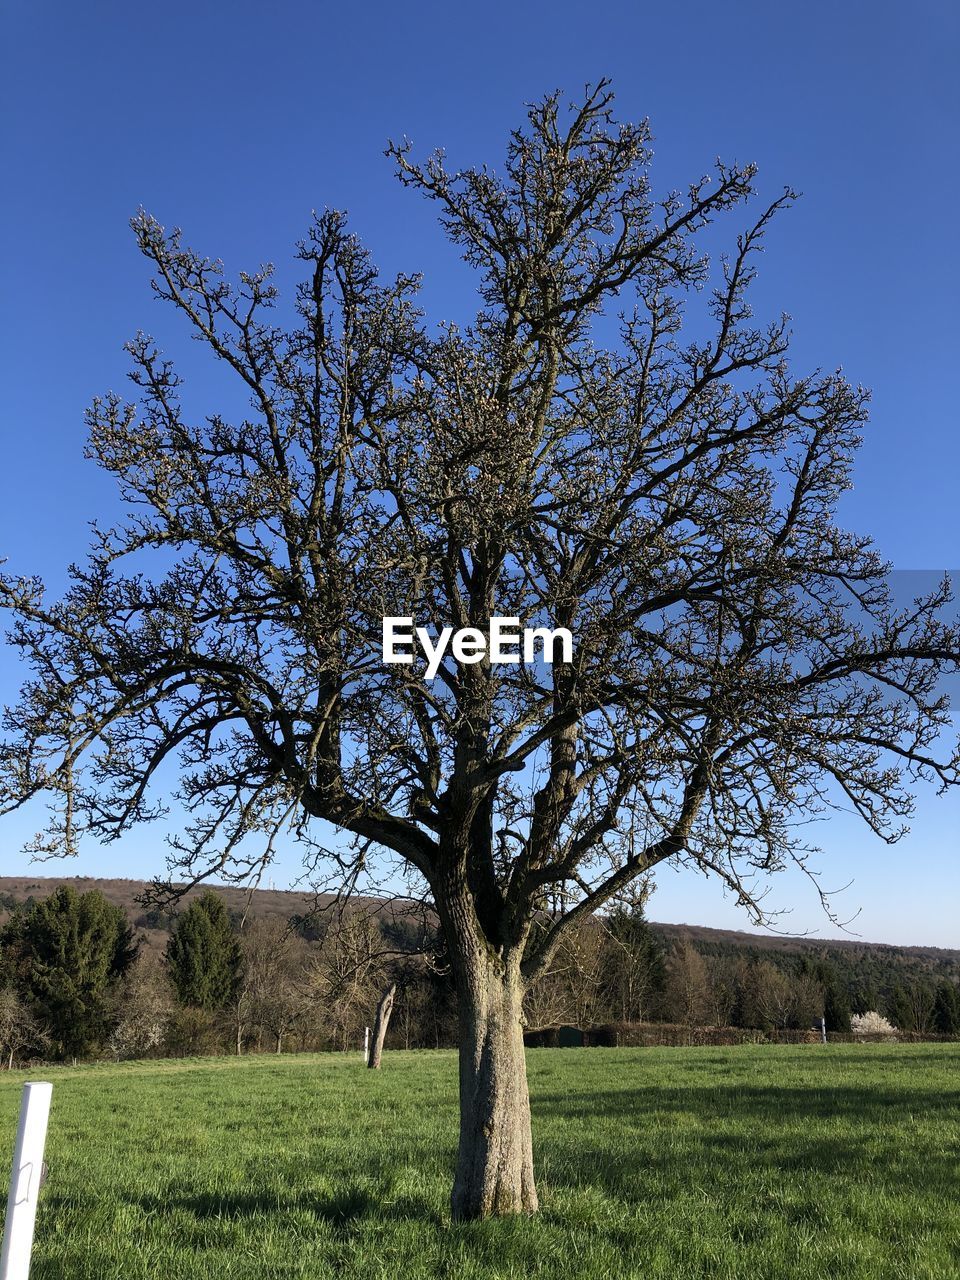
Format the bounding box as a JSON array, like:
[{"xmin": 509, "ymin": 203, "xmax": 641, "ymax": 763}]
[{"xmin": 0, "ymin": 1, "xmax": 957, "ymax": 945}]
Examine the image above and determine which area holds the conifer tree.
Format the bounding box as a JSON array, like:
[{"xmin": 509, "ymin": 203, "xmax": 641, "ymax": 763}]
[
  {"xmin": 887, "ymin": 983, "xmax": 914, "ymax": 1032},
  {"xmin": 0, "ymin": 885, "xmax": 137, "ymax": 1057},
  {"xmin": 166, "ymin": 891, "xmax": 242, "ymax": 1011},
  {"xmin": 932, "ymin": 980, "xmax": 960, "ymax": 1035},
  {"xmin": 600, "ymin": 905, "xmax": 666, "ymax": 1023}
]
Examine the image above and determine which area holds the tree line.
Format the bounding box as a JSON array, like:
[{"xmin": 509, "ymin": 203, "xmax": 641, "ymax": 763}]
[{"xmin": 0, "ymin": 884, "xmax": 957, "ymax": 1066}]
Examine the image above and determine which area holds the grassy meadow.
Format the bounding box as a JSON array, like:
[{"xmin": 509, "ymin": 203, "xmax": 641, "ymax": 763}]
[{"xmin": 0, "ymin": 1044, "xmax": 958, "ymax": 1279}]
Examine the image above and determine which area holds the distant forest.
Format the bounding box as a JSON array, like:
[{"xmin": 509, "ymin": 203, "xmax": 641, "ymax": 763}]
[
  {"xmin": 650, "ymin": 921, "xmax": 960, "ymax": 1019},
  {"xmin": 0, "ymin": 876, "xmax": 957, "ymax": 1066}
]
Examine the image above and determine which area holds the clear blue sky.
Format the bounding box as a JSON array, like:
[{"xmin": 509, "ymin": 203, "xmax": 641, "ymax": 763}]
[{"xmin": 1, "ymin": 1, "xmax": 957, "ymax": 945}]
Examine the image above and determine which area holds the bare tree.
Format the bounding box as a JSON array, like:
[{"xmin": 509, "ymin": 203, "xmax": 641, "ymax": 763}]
[
  {"xmin": 665, "ymin": 936, "xmax": 713, "ymax": 1026},
  {"xmin": 733, "ymin": 958, "xmax": 824, "ymax": 1032},
  {"xmin": 749, "ymin": 961, "xmax": 798, "ymax": 1031},
  {"xmin": 705, "ymin": 957, "xmax": 738, "ymax": 1028},
  {"xmin": 523, "ymin": 914, "xmax": 607, "ymax": 1031},
  {"xmin": 367, "ymin": 981, "xmax": 396, "ymax": 1069},
  {"xmin": 107, "ymin": 950, "xmax": 175, "ymax": 1060},
  {"xmin": 791, "ymin": 972, "xmax": 826, "ymax": 1031},
  {"xmin": 0, "ymin": 987, "xmax": 46, "ymax": 1069},
  {"xmin": 307, "ymin": 908, "xmax": 389, "ymax": 1051},
  {"xmin": 596, "ymin": 899, "xmax": 665, "ymax": 1024},
  {"xmin": 241, "ymin": 916, "xmax": 312, "ymax": 1053},
  {"xmin": 1, "ymin": 82, "xmax": 958, "ymax": 1219}
]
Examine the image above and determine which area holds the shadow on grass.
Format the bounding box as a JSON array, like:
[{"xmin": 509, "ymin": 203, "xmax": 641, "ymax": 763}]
[
  {"xmin": 122, "ymin": 1182, "xmax": 444, "ymax": 1232},
  {"xmin": 533, "ymin": 1078, "xmax": 960, "ymax": 1201},
  {"xmin": 311, "ymin": 1185, "xmax": 442, "ymax": 1228}
]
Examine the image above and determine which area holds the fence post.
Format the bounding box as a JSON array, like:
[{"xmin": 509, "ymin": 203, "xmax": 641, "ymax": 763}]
[
  {"xmin": 1, "ymin": 1081, "xmax": 53, "ymax": 1280},
  {"xmin": 820, "ymin": 1017, "xmax": 827, "ymax": 1044},
  {"xmin": 363, "ymin": 1026, "xmax": 370, "ymax": 1064}
]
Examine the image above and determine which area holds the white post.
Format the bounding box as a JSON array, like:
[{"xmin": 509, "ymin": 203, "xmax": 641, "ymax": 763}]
[
  {"xmin": 363, "ymin": 1026, "xmax": 370, "ymax": 1064},
  {"xmin": 1, "ymin": 1082, "xmax": 52, "ymax": 1280}
]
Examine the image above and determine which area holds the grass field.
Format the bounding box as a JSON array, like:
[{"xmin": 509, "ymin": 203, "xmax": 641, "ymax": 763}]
[{"xmin": 1, "ymin": 1044, "xmax": 958, "ymax": 1279}]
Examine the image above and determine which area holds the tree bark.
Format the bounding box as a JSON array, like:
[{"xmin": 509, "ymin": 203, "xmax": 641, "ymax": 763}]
[
  {"xmin": 367, "ymin": 982, "xmax": 396, "ymax": 1069},
  {"xmin": 452, "ymin": 955, "xmax": 537, "ymax": 1220}
]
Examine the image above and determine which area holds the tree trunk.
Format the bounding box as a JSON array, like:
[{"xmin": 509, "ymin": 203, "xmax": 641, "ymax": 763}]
[
  {"xmin": 451, "ymin": 956, "xmax": 537, "ymax": 1221},
  {"xmin": 368, "ymin": 982, "xmax": 396, "ymax": 1070}
]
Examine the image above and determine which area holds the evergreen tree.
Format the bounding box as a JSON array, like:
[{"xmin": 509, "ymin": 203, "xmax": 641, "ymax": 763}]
[
  {"xmin": 0, "ymin": 885, "xmax": 137, "ymax": 1057},
  {"xmin": 600, "ymin": 905, "xmax": 667, "ymax": 1023},
  {"xmin": 932, "ymin": 981, "xmax": 960, "ymax": 1035},
  {"xmin": 803, "ymin": 958, "xmax": 851, "ymax": 1032},
  {"xmin": 850, "ymin": 980, "xmax": 880, "ymax": 1016},
  {"xmin": 887, "ymin": 983, "xmax": 914, "ymax": 1032},
  {"xmin": 822, "ymin": 977, "xmax": 851, "ymax": 1032},
  {"xmin": 166, "ymin": 891, "xmax": 242, "ymax": 1010}
]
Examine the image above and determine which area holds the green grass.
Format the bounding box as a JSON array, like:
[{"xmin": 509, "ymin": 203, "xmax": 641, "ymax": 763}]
[{"xmin": 1, "ymin": 1044, "xmax": 958, "ymax": 1278}]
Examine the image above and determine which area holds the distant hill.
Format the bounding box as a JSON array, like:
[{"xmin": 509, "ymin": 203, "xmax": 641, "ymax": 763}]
[
  {"xmin": 650, "ymin": 918, "xmax": 960, "ymax": 964},
  {"xmin": 0, "ymin": 874, "xmax": 322, "ymax": 923},
  {"xmin": 1, "ymin": 875, "xmax": 957, "ymax": 998},
  {"xmin": 0, "ymin": 875, "xmax": 345, "ymax": 955},
  {"xmin": 0, "ymin": 874, "xmax": 426, "ymax": 955},
  {"xmin": 649, "ymin": 920, "xmax": 960, "ymax": 1006}
]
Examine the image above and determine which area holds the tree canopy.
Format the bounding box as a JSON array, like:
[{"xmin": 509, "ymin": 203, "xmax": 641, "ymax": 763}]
[{"xmin": 1, "ymin": 81, "xmax": 958, "ymax": 1217}]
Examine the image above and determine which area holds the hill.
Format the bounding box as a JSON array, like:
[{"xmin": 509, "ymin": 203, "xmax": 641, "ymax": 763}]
[
  {"xmin": 0, "ymin": 874, "xmax": 956, "ymax": 1000},
  {"xmin": 0, "ymin": 875, "xmax": 352, "ymax": 956}
]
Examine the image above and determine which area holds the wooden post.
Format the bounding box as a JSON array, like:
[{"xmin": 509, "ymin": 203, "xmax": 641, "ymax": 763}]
[
  {"xmin": 367, "ymin": 983, "xmax": 396, "ymax": 1070},
  {"xmin": 363, "ymin": 1026, "xmax": 370, "ymax": 1064},
  {"xmin": 820, "ymin": 1017, "xmax": 827, "ymax": 1044},
  {"xmin": 1, "ymin": 1082, "xmax": 52, "ymax": 1280}
]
